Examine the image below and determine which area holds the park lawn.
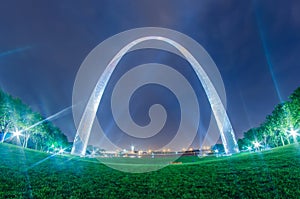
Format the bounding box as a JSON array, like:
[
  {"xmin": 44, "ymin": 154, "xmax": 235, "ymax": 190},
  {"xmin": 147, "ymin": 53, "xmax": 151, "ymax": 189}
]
[{"xmin": 0, "ymin": 143, "xmax": 300, "ymax": 198}]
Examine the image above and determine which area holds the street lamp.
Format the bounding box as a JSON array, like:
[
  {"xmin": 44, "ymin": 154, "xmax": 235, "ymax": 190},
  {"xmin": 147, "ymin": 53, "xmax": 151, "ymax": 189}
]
[
  {"xmin": 59, "ymin": 148, "xmax": 64, "ymax": 154},
  {"xmin": 12, "ymin": 129, "xmax": 22, "ymax": 138},
  {"xmin": 253, "ymin": 141, "xmax": 261, "ymax": 151},
  {"xmin": 288, "ymin": 128, "xmax": 299, "ymax": 143}
]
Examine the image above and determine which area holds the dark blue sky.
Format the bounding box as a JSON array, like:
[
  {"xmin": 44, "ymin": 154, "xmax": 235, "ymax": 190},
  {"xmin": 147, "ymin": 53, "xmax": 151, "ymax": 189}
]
[{"xmin": 0, "ymin": 1, "xmax": 299, "ymax": 148}]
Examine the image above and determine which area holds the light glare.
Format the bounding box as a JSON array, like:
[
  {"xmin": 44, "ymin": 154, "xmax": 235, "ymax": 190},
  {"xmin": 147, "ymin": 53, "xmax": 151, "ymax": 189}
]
[
  {"xmin": 13, "ymin": 130, "xmax": 22, "ymax": 138},
  {"xmin": 253, "ymin": 141, "xmax": 260, "ymax": 149},
  {"xmin": 288, "ymin": 128, "xmax": 299, "ymax": 137}
]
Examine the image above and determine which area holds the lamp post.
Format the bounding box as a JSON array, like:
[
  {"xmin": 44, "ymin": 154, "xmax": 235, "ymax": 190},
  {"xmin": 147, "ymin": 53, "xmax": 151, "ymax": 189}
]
[
  {"xmin": 288, "ymin": 128, "xmax": 299, "ymax": 143},
  {"xmin": 253, "ymin": 141, "xmax": 261, "ymax": 151}
]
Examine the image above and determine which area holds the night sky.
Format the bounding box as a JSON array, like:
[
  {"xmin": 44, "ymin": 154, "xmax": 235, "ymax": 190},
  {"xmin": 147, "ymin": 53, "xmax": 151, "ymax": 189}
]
[{"xmin": 0, "ymin": 1, "xmax": 299, "ymax": 149}]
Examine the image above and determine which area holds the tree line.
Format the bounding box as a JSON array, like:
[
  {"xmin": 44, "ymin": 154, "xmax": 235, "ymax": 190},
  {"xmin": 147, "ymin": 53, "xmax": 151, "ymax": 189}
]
[
  {"xmin": 238, "ymin": 87, "xmax": 300, "ymax": 151},
  {"xmin": 0, "ymin": 88, "xmax": 68, "ymax": 151}
]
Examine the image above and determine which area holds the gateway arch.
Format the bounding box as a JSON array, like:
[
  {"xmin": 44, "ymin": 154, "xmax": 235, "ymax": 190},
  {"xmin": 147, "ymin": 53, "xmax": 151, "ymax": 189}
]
[{"xmin": 71, "ymin": 35, "xmax": 239, "ymax": 156}]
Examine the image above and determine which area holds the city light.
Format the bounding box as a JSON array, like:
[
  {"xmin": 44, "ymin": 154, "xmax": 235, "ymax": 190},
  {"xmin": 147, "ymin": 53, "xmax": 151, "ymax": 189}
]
[{"xmin": 131, "ymin": 145, "xmax": 135, "ymax": 152}]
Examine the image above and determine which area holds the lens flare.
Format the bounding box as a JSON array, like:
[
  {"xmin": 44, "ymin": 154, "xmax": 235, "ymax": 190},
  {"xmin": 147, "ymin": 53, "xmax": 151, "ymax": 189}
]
[
  {"xmin": 0, "ymin": 46, "xmax": 31, "ymax": 58},
  {"xmin": 12, "ymin": 129, "xmax": 22, "ymax": 138}
]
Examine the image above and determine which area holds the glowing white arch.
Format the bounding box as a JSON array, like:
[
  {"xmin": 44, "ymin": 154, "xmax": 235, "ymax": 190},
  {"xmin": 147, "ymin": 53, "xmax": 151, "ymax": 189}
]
[{"xmin": 71, "ymin": 36, "xmax": 239, "ymax": 156}]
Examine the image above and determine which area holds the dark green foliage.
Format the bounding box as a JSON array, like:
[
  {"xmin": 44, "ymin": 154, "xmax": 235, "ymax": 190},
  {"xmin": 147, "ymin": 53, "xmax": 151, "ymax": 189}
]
[
  {"xmin": 240, "ymin": 87, "xmax": 300, "ymax": 149},
  {"xmin": 0, "ymin": 143, "xmax": 300, "ymax": 198},
  {"xmin": 212, "ymin": 143, "xmax": 224, "ymax": 153},
  {"xmin": 0, "ymin": 88, "xmax": 68, "ymax": 150}
]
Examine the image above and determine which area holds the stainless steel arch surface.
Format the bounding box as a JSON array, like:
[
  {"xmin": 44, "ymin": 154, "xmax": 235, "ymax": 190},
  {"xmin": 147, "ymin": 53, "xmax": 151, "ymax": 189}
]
[{"xmin": 71, "ymin": 36, "xmax": 239, "ymax": 156}]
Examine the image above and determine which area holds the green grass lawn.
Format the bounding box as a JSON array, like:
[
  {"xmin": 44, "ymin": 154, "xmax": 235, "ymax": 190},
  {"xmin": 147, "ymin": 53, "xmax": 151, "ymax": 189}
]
[{"xmin": 0, "ymin": 143, "xmax": 300, "ymax": 198}]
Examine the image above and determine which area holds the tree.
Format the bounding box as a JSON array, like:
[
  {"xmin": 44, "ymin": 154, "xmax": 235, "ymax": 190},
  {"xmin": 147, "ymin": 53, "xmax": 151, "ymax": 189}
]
[
  {"xmin": 237, "ymin": 138, "xmax": 247, "ymax": 151},
  {"xmin": 0, "ymin": 90, "xmax": 13, "ymax": 142},
  {"xmin": 239, "ymin": 87, "xmax": 300, "ymax": 150},
  {"xmin": 211, "ymin": 143, "xmax": 224, "ymax": 153},
  {"xmin": 0, "ymin": 88, "xmax": 69, "ymax": 151}
]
